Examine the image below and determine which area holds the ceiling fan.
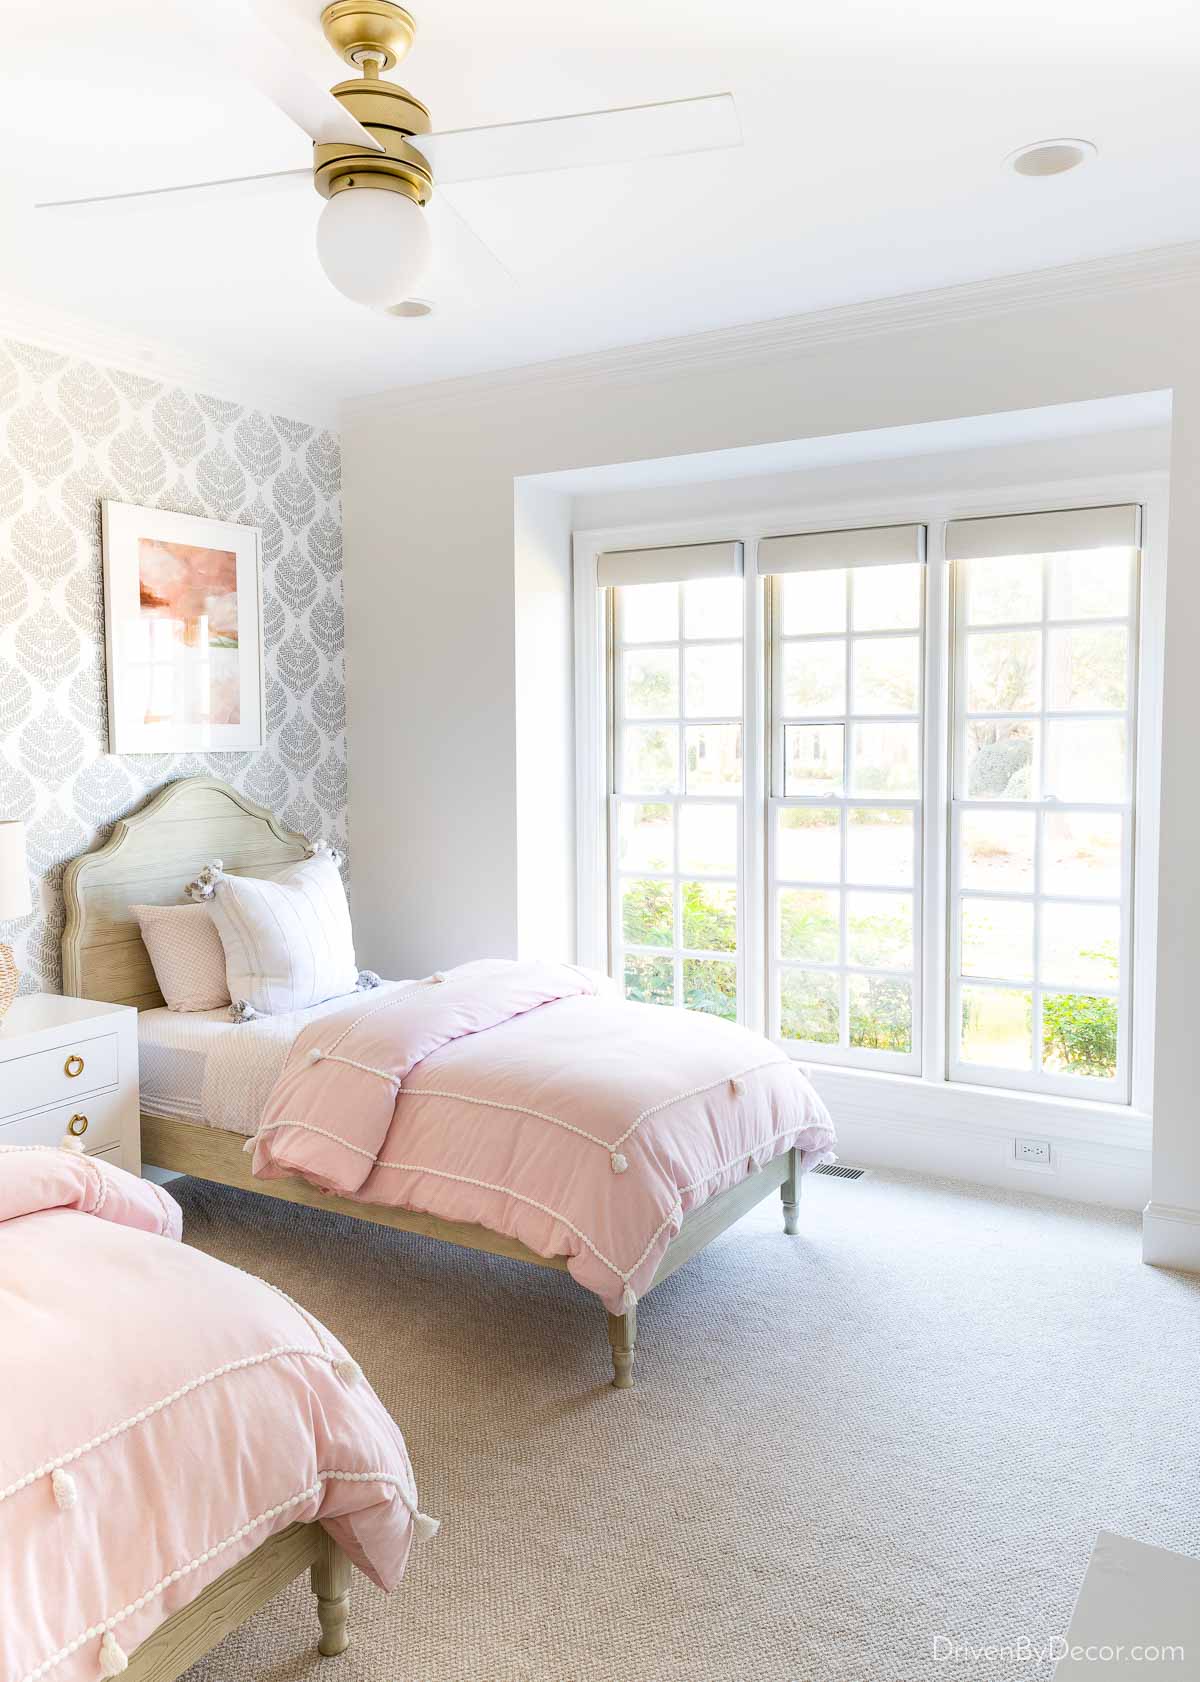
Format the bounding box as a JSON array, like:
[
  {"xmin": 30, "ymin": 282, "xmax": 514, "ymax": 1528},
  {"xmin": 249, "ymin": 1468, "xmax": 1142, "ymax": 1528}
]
[{"xmin": 37, "ymin": 0, "xmax": 742, "ymax": 316}]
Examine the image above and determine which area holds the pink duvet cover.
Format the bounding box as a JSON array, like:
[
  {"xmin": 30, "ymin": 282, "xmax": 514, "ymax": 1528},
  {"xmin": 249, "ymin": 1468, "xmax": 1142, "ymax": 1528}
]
[
  {"xmin": 252, "ymin": 960, "xmax": 837, "ymax": 1314},
  {"xmin": 0, "ymin": 1147, "xmax": 430, "ymax": 1682}
]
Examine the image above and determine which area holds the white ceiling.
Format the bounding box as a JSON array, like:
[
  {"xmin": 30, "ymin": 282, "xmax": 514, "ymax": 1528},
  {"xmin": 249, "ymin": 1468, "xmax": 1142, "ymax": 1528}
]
[{"xmin": 3, "ymin": 0, "xmax": 1200, "ymax": 409}]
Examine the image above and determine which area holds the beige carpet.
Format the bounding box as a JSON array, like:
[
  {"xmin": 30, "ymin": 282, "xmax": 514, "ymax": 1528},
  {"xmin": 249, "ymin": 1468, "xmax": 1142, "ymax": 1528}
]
[{"xmin": 172, "ymin": 1170, "xmax": 1200, "ymax": 1682}]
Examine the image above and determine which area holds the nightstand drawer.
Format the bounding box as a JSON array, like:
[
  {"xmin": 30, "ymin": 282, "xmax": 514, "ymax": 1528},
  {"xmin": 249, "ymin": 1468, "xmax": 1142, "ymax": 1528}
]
[
  {"xmin": 0, "ymin": 1032, "xmax": 119, "ymax": 1120},
  {"xmin": 0, "ymin": 1089, "xmax": 128, "ymax": 1155}
]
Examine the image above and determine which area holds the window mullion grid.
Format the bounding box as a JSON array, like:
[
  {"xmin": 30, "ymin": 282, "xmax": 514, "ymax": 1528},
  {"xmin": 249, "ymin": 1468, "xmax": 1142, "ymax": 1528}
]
[
  {"xmin": 840, "ymin": 567, "xmax": 853, "ymax": 1051},
  {"xmin": 949, "ymin": 547, "xmax": 1138, "ymax": 1101},
  {"xmin": 768, "ymin": 562, "xmax": 924, "ymax": 1073},
  {"xmin": 607, "ymin": 523, "xmax": 1138, "ymax": 1105},
  {"xmin": 609, "ymin": 580, "xmax": 748, "ymax": 1017}
]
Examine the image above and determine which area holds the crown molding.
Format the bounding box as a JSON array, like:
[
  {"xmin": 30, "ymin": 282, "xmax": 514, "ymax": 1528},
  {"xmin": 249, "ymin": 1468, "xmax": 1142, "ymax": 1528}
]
[
  {"xmin": 342, "ymin": 237, "xmax": 1200, "ymax": 425},
  {"xmin": 0, "ymin": 290, "xmax": 338, "ymax": 428}
]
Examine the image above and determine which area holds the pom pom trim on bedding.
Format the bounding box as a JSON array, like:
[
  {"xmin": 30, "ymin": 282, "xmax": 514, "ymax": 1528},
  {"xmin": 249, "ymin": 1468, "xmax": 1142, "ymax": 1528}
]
[
  {"xmin": 0, "ymin": 1148, "xmax": 434, "ymax": 1682},
  {"xmin": 248, "ymin": 958, "xmax": 836, "ymax": 1316}
]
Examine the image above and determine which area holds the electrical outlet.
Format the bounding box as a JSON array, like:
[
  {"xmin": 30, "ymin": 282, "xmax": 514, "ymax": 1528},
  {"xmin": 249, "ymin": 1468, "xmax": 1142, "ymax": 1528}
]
[{"xmin": 1014, "ymin": 1138, "xmax": 1051, "ymax": 1166}]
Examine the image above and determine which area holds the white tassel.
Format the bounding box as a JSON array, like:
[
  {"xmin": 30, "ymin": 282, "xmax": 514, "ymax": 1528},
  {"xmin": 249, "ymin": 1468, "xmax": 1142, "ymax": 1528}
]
[
  {"xmin": 242, "ymin": 1135, "xmax": 256, "ymax": 1154},
  {"xmin": 51, "ymin": 1468, "xmax": 77, "ymax": 1510},
  {"xmin": 99, "ymin": 1632, "xmax": 128, "ymax": 1677},
  {"xmin": 412, "ymin": 1510, "xmax": 441, "ymax": 1541},
  {"xmin": 333, "ymin": 1356, "xmax": 362, "ymax": 1386},
  {"xmin": 610, "ymin": 1151, "xmax": 629, "ymax": 1174},
  {"xmin": 729, "ymin": 1076, "xmax": 745, "ymax": 1097},
  {"xmin": 619, "ymin": 1284, "xmax": 637, "ymax": 1314},
  {"xmin": 59, "ymin": 1132, "xmax": 85, "ymax": 1154},
  {"xmin": 307, "ymin": 1047, "xmax": 325, "ymax": 1066}
]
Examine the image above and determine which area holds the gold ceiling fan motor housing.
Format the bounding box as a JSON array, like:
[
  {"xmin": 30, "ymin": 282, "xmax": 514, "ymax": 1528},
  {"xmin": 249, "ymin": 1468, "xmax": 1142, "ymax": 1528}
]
[{"xmin": 314, "ymin": 1, "xmax": 434, "ymax": 209}]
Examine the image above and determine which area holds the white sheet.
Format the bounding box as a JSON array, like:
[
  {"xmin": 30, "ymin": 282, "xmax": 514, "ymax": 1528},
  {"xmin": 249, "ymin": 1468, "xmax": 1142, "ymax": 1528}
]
[{"xmin": 138, "ymin": 984, "xmax": 410, "ymax": 1134}]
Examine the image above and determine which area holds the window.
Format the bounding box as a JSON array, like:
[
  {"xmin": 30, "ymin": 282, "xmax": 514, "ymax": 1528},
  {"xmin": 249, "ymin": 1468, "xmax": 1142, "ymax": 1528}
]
[
  {"xmin": 764, "ymin": 528, "xmax": 925, "ymax": 1074},
  {"xmin": 584, "ymin": 500, "xmax": 1149, "ymax": 1110},
  {"xmin": 605, "ymin": 544, "xmax": 745, "ymax": 1021},
  {"xmin": 947, "ymin": 506, "xmax": 1140, "ymax": 1099}
]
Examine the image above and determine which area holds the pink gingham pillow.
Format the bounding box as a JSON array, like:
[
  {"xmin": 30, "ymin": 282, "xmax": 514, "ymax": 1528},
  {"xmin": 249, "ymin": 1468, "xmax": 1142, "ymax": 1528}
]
[{"xmin": 131, "ymin": 902, "xmax": 231, "ymax": 1012}]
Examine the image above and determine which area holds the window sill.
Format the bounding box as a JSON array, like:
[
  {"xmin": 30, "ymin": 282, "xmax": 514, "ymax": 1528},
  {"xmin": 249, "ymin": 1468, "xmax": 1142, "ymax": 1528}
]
[{"xmin": 798, "ymin": 1056, "xmax": 1151, "ymax": 1153}]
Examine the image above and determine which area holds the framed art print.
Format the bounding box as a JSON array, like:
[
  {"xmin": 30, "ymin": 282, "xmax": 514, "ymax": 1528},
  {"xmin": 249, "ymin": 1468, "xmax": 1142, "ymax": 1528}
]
[{"xmin": 101, "ymin": 501, "xmax": 264, "ymax": 754}]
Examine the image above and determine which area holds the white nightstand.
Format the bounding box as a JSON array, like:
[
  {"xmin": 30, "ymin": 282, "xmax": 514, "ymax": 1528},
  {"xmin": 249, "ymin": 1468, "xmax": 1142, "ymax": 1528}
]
[{"xmin": 0, "ymin": 994, "xmax": 140, "ymax": 1173}]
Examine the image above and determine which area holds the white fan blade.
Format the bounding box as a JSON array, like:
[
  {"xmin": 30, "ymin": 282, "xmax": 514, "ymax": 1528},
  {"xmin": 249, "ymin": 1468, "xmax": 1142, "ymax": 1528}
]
[
  {"xmin": 168, "ymin": 0, "xmax": 382, "ymax": 151},
  {"xmin": 36, "ymin": 170, "xmax": 313, "ymax": 214},
  {"xmin": 418, "ymin": 93, "xmax": 740, "ymax": 186},
  {"xmin": 422, "ymin": 194, "xmax": 515, "ymax": 304}
]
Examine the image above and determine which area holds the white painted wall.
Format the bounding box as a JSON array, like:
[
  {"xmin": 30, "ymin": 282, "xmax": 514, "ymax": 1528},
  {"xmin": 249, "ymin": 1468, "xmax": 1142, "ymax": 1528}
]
[
  {"xmin": 342, "ymin": 450, "xmax": 519, "ymax": 968},
  {"xmin": 341, "ymin": 253, "xmax": 1200, "ymax": 1256},
  {"xmin": 567, "ymin": 424, "xmax": 1170, "ymax": 531},
  {"xmin": 513, "ymin": 482, "xmax": 575, "ymax": 959}
]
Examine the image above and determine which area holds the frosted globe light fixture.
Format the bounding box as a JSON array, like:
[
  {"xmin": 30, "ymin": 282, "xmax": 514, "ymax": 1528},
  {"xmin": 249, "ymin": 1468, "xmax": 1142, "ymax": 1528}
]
[{"xmin": 316, "ymin": 184, "xmax": 432, "ymax": 309}]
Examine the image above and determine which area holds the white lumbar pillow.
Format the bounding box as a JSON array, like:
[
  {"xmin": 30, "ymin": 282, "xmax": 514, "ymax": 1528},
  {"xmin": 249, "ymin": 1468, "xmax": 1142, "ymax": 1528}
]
[{"xmin": 185, "ymin": 843, "xmax": 360, "ymax": 1016}]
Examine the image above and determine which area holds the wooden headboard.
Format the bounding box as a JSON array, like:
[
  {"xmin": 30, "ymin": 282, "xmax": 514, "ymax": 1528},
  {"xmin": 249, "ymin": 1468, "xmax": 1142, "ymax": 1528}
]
[{"xmin": 62, "ymin": 776, "xmax": 309, "ymax": 1009}]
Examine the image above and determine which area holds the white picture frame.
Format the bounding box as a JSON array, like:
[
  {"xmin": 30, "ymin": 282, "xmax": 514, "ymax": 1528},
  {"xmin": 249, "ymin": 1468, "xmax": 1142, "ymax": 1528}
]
[{"xmin": 101, "ymin": 500, "xmax": 264, "ymax": 754}]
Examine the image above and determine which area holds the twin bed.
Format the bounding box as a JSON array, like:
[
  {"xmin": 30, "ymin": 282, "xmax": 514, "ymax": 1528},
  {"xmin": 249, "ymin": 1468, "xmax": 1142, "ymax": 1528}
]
[
  {"xmin": 61, "ymin": 776, "xmax": 835, "ymax": 1391},
  {"xmin": 21, "ymin": 773, "xmax": 834, "ymax": 1678},
  {"xmin": 1, "ymin": 1146, "xmax": 426, "ymax": 1682}
]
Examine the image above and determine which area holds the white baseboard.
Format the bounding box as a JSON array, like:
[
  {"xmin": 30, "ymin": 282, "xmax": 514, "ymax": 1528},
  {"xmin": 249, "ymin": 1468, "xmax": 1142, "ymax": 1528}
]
[
  {"xmin": 826, "ymin": 1104, "xmax": 1150, "ymax": 1212},
  {"xmin": 1142, "ymin": 1201, "xmax": 1200, "ymax": 1270}
]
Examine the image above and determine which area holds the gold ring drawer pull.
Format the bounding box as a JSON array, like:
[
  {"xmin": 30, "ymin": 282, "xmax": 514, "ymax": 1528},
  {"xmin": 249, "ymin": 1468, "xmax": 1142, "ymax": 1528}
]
[
  {"xmin": 67, "ymin": 1114, "xmax": 88, "ymax": 1137},
  {"xmin": 64, "ymin": 1054, "xmax": 85, "ymax": 1079}
]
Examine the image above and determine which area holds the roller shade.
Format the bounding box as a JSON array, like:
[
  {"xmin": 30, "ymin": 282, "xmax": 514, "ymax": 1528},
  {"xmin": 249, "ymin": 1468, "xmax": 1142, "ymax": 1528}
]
[
  {"xmin": 596, "ymin": 540, "xmax": 743, "ymax": 589},
  {"xmin": 946, "ymin": 504, "xmax": 1141, "ymax": 562},
  {"xmin": 757, "ymin": 523, "xmax": 925, "ymax": 575}
]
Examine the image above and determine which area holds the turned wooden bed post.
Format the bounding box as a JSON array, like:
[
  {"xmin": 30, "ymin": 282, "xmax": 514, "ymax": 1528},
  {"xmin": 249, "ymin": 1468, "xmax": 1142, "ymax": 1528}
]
[
  {"xmin": 607, "ymin": 1304, "xmax": 637, "ymax": 1389},
  {"xmin": 312, "ymin": 1532, "xmax": 352, "ymax": 1657},
  {"xmin": 781, "ymin": 1145, "xmax": 801, "ymax": 1236}
]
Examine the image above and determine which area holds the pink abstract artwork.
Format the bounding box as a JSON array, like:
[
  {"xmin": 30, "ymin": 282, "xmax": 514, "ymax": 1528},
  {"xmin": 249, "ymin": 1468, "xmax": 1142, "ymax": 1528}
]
[{"xmin": 137, "ymin": 538, "xmax": 241, "ymax": 726}]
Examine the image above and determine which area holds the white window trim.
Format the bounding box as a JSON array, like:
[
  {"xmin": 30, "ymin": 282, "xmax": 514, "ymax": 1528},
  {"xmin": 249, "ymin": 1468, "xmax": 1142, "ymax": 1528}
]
[{"xmin": 573, "ymin": 465, "xmax": 1166, "ymax": 1149}]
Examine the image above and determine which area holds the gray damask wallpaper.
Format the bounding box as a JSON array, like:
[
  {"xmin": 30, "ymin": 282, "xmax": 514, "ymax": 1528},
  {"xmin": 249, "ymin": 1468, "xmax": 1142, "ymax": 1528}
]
[{"xmin": 0, "ymin": 333, "xmax": 347, "ymax": 996}]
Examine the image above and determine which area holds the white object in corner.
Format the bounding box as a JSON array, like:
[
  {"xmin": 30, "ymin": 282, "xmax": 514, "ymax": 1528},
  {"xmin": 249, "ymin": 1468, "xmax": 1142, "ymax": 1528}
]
[
  {"xmin": 1142, "ymin": 1200, "xmax": 1200, "ymax": 1271},
  {"xmin": 0, "ymin": 994, "xmax": 140, "ymax": 1174},
  {"xmin": 1055, "ymin": 1530, "xmax": 1200, "ymax": 1677}
]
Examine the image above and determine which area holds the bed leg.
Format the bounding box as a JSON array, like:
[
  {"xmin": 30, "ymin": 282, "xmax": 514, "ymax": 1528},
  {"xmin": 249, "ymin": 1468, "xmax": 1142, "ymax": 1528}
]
[
  {"xmin": 607, "ymin": 1304, "xmax": 637, "ymax": 1390},
  {"xmin": 782, "ymin": 1146, "xmax": 801, "ymax": 1236},
  {"xmin": 312, "ymin": 1531, "xmax": 351, "ymax": 1657}
]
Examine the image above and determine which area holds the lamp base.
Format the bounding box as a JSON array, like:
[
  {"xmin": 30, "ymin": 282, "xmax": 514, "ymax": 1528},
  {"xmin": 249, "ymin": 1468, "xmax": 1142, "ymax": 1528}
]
[{"xmin": 0, "ymin": 942, "xmax": 18, "ymax": 1021}]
